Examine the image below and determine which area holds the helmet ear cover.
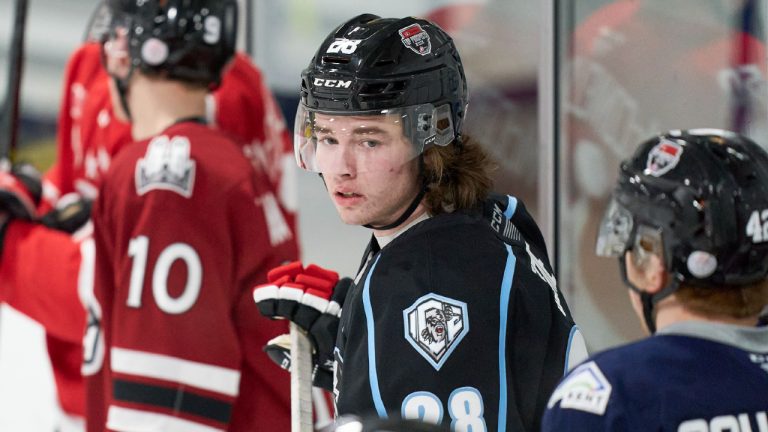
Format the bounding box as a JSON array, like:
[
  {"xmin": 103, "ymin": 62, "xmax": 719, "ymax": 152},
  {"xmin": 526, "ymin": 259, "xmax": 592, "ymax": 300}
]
[{"xmin": 629, "ymin": 225, "xmax": 664, "ymax": 269}]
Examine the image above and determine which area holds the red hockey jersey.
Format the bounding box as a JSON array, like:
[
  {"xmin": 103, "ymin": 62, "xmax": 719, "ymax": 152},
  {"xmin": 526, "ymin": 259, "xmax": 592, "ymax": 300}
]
[
  {"xmin": 88, "ymin": 121, "xmax": 297, "ymax": 431},
  {"xmin": 1, "ymin": 42, "xmax": 298, "ymax": 424}
]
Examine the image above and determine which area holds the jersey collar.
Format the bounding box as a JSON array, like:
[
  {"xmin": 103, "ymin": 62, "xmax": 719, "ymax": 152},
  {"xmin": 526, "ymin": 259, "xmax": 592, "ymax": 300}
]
[{"xmin": 658, "ymin": 320, "xmax": 768, "ymax": 352}]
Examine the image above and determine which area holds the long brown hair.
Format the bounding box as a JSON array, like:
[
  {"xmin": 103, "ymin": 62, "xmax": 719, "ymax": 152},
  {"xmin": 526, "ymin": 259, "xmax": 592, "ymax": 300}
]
[{"xmin": 421, "ymin": 135, "xmax": 496, "ymax": 215}]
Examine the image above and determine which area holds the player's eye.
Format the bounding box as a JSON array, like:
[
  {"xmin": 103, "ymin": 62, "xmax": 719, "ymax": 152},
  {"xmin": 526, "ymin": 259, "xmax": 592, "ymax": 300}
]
[{"xmin": 317, "ymin": 136, "xmax": 338, "ymax": 146}]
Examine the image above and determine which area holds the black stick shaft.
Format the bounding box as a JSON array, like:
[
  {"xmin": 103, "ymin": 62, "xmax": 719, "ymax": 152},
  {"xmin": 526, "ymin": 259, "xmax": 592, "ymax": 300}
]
[{"xmin": 0, "ymin": 0, "xmax": 29, "ymax": 169}]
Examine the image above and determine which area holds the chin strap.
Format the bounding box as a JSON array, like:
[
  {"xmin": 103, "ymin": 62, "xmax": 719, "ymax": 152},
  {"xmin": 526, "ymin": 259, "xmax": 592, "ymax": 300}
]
[
  {"xmin": 363, "ymin": 183, "xmax": 427, "ymax": 231},
  {"xmin": 111, "ymin": 74, "xmax": 133, "ymax": 121},
  {"xmin": 172, "ymin": 116, "xmax": 207, "ymax": 126},
  {"xmin": 364, "ymin": 156, "xmax": 428, "ymax": 231},
  {"xmin": 619, "ymin": 258, "xmax": 680, "ymax": 334}
]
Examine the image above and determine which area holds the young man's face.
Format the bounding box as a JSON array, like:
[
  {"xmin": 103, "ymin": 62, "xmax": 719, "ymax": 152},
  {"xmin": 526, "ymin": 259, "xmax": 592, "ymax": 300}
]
[
  {"xmin": 101, "ymin": 24, "xmax": 132, "ymax": 121},
  {"xmin": 312, "ymin": 113, "xmax": 421, "ymax": 227}
]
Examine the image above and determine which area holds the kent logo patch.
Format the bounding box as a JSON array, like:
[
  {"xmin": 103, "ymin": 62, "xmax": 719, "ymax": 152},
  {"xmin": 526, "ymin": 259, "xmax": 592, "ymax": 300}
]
[
  {"xmin": 403, "ymin": 293, "xmax": 468, "ymax": 370},
  {"xmin": 399, "ymin": 24, "xmax": 431, "ymax": 56},
  {"xmin": 645, "ymin": 139, "xmax": 683, "ymax": 177},
  {"xmin": 135, "ymin": 135, "xmax": 196, "ymax": 198},
  {"xmin": 547, "ymin": 361, "xmax": 612, "ymax": 415},
  {"xmin": 749, "ymin": 353, "xmax": 768, "ymax": 374}
]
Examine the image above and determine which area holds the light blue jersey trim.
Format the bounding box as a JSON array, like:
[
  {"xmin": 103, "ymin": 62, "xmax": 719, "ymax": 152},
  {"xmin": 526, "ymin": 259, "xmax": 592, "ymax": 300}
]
[
  {"xmin": 564, "ymin": 325, "xmax": 581, "ymax": 375},
  {"xmin": 504, "ymin": 195, "xmax": 518, "ymax": 219},
  {"xmin": 498, "ymin": 243, "xmax": 516, "ymax": 432},
  {"xmin": 363, "ymin": 254, "xmax": 388, "ymax": 418}
]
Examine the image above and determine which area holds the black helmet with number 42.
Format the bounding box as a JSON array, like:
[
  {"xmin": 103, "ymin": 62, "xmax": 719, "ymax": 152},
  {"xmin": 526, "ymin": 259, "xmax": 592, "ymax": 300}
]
[
  {"xmin": 596, "ymin": 129, "xmax": 768, "ymax": 292},
  {"xmin": 105, "ymin": 0, "xmax": 237, "ymax": 88},
  {"xmin": 295, "ymin": 13, "xmax": 468, "ymax": 173}
]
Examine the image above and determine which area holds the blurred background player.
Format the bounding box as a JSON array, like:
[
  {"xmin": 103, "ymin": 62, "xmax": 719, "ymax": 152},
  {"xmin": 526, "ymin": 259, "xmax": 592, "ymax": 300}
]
[
  {"xmin": 254, "ymin": 13, "xmax": 587, "ymax": 431},
  {"xmin": 0, "ymin": 0, "xmax": 303, "ymax": 430},
  {"xmin": 543, "ymin": 129, "xmax": 768, "ymax": 430},
  {"xmin": 86, "ymin": 0, "xmax": 299, "ymax": 430},
  {"xmin": 563, "ymin": 0, "xmax": 768, "ymax": 348}
]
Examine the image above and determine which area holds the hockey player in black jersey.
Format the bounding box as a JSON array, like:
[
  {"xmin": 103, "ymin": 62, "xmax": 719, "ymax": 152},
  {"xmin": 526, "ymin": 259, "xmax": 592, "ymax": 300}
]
[
  {"xmin": 543, "ymin": 129, "xmax": 768, "ymax": 431},
  {"xmin": 254, "ymin": 13, "xmax": 587, "ymax": 431}
]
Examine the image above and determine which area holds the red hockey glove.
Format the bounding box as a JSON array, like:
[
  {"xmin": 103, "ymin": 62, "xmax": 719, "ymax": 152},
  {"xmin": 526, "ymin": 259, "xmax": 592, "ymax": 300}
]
[
  {"xmin": 253, "ymin": 262, "xmax": 352, "ymax": 390},
  {"xmin": 254, "ymin": 261, "xmax": 340, "ymax": 326},
  {"xmin": 253, "ymin": 260, "xmax": 304, "ymax": 318},
  {"xmin": 0, "ymin": 163, "xmax": 42, "ymax": 221}
]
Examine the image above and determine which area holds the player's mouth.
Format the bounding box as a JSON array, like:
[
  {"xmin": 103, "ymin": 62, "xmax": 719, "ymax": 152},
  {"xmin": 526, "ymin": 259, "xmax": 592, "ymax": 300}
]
[{"xmin": 334, "ymin": 190, "xmax": 364, "ymax": 205}]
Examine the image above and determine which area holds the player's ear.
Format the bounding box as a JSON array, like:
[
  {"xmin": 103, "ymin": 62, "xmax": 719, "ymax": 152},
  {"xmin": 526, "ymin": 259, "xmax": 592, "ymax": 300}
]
[
  {"xmin": 643, "ymin": 253, "xmax": 667, "ymax": 294},
  {"xmin": 625, "ymin": 251, "xmax": 667, "ymax": 294}
]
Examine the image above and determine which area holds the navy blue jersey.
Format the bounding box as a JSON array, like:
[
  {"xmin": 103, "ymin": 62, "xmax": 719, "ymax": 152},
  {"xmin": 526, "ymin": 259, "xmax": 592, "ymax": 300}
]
[
  {"xmin": 542, "ymin": 321, "xmax": 768, "ymax": 431},
  {"xmin": 333, "ymin": 195, "xmax": 588, "ymax": 431}
]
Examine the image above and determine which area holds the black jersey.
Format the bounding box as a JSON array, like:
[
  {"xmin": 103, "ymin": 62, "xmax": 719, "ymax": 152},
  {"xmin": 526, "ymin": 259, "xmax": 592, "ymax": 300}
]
[{"xmin": 333, "ymin": 195, "xmax": 588, "ymax": 431}]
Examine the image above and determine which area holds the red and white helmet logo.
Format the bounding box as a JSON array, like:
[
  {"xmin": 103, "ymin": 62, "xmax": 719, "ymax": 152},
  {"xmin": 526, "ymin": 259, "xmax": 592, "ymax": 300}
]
[
  {"xmin": 646, "ymin": 139, "xmax": 683, "ymax": 177},
  {"xmin": 399, "ymin": 24, "xmax": 432, "ymax": 56}
]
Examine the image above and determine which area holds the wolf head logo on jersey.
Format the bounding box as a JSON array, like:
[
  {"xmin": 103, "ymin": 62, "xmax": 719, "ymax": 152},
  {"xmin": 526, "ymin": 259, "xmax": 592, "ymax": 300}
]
[
  {"xmin": 421, "ymin": 306, "xmax": 458, "ymax": 343},
  {"xmin": 135, "ymin": 135, "xmax": 196, "ymax": 198},
  {"xmin": 645, "ymin": 139, "xmax": 683, "ymax": 177},
  {"xmin": 404, "ymin": 293, "xmax": 468, "ymax": 370},
  {"xmin": 399, "ymin": 24, "xmax": 431, "ymax": 56}
]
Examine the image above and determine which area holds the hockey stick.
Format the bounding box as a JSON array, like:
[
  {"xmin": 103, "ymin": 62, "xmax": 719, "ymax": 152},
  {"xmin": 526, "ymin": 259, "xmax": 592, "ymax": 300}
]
[
  {"xmin": 244, "ymin": 0, "xmax": 254, "ymax": 57},
  {"xmin": 0, "ymin": 0, "xmax": 29, "ymax": 170},
  {"xmin": 729, "ymin": 0, "xmax": 757, "ymax": 135},
  {"xmin": 290, "ymin": 322, "xmax": 314, "ymax": 432},
  {"xmin": 0, "ymin": 0, "xmax": 29, "ymax": 362}
]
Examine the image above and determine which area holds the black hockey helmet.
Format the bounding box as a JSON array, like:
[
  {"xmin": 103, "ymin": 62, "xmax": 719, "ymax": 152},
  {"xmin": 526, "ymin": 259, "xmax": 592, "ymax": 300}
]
[
  {"xmin": 105, "ymin": 0, "xmax": 237, "ymax": 88},
  {"xmin": 294, "ymin": 13, "xmax": 468, "ymax": 173},
  {"xmin": 596, "ymin": 129, "xmax": 768, "ymax": 330}
]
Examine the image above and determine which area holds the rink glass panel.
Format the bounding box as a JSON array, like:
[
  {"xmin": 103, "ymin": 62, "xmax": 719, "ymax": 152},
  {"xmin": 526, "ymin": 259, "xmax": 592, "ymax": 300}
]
[{"xmin": 556, "ymin": 0, "xmax": 768, "ymax": 350}]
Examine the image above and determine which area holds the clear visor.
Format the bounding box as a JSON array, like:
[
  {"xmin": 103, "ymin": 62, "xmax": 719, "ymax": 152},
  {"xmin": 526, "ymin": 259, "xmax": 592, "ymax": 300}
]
[
  {"xmin": 595, "ymin": 199, "xmax": 634, "ymax": 257},
  {"xmin": 293, "ymin": 103, "xmax": 455, "ymax": 174},
  {"xmin": 84, "ymin": 2, "xmax": 112, "ymax": 42}
]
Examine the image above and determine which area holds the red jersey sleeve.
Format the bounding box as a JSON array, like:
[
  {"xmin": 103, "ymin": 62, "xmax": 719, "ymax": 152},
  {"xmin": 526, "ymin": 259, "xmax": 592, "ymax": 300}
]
[
  {"xmin": 44, "ymin": 43, "xmax": 132, "ymax": 212},
  {"xmin": 44, "ymin": 42, "xmax": 106, "ymax": 211},
  {"xmin": 0, "ymin": 221, "xmax": 84, "ymax": 342},
  {"xmin": 229, "ymin": 171, "xmax": 295, "ymax": 431},
  {"xmin": 213, "ymin": 54, "xmax": 298, "ymax": 231},
  {"xmin": 83, "ymin": 185, "xmax": 116, "ymax": 432}
]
